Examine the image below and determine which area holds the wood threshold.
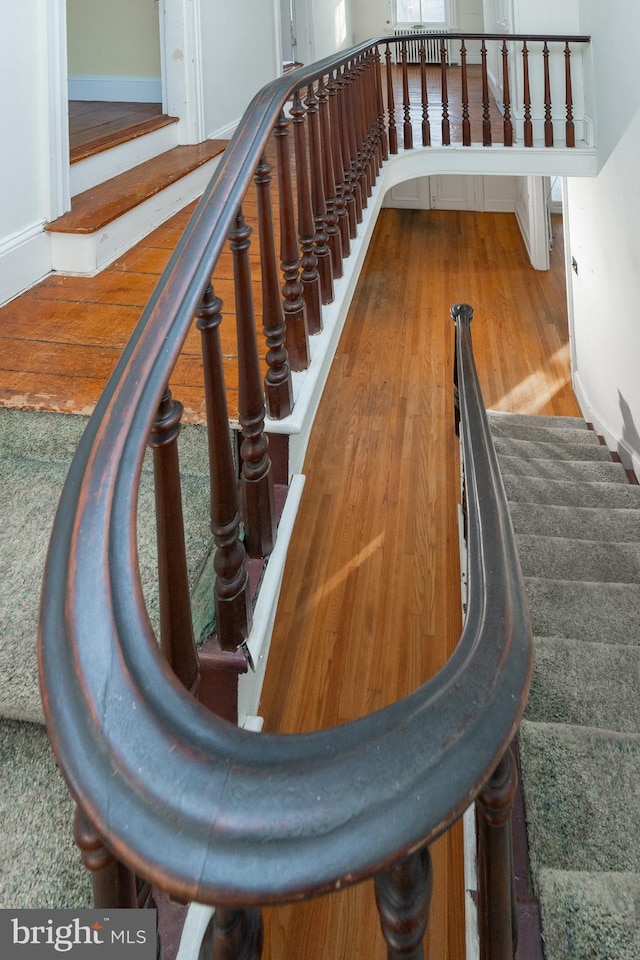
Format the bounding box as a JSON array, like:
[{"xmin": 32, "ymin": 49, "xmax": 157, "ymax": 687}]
[{"xmin": 70, "ymin": 114, "xmax": 179, "ymax": 165}]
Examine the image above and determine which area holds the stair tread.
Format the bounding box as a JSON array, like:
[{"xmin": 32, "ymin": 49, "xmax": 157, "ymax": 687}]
[
  {"xmin": 516, "ymin": 533, "xmax": 640, "ymax": 583},
  {"xmin": 70, "ymin": 113, "xmax": 179, "ymax": 164},
  {"xmin": 509, "ymin": 502, "xmax": 640, "ymax": 542},
  {"xmin": 487, "ymin": 411, "xmax": 589, "ymax": 431},
  {"xmin": 524, "ymin": 576, "xmax": 640, "ymax": 644},
  {"xmin": 490, "ymin": 421, "xmax": 600, "ymax": 445},
  {"xmin": 494, "ymin": 435, "xmax": 612, "ymax": 462},
  {"xmin": 494, "ymin": 455, "xmax": 629, "ymax": 483},
  {"xmin": 47, "ymin": 141, "xmax": 228, "ymax": 235},
  {"xmin": 504, "ymin": 474, "xmax": 640, "ymax": 508}
]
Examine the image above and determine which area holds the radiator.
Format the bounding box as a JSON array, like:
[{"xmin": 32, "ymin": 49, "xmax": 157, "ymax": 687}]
[{"xmin": 391, "ymin": 26, "xmax": 451, "ymax": 65}]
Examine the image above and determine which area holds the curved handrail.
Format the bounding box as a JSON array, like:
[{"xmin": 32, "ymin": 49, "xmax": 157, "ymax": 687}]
[{"xmin": 39, "ymin": 39, "xmax": 534, "ymax": 907}]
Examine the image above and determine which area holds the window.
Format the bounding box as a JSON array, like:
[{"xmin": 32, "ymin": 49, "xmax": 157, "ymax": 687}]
[{"xmin": 395, "ymin": 1, "xmax": 447, "ymax": 24}]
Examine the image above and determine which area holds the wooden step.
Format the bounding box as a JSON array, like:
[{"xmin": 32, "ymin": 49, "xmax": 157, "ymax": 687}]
[
  {"xmin": 70, "ymin": 111, "xmax": 179, "ymax": 164},
  {"xmin": 47, "ymin": 141, "xmax": 228, "ymax": 275}
]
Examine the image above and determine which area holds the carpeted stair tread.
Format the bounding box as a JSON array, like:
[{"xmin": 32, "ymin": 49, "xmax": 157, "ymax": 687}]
[
  {"xmin": 535, "ymin": 869, "xmax": 640, "ymax": 960},
  {"xmin": 487, "ymin": 411, "xmax": 589, "ymax": 432},
  {"xmin": 493, "ymin": 455, "xmax": 629, "ymax": 484},
  {"xmin": 526, "ymin": 637, "xmax": 640, "ymax": 732},
  {"xmin": 493, "ymin": 435, "xmax": 613, "ymax": 462},
  {"xmin": 516, "ymin": 535, "xmax": 640, "ymax": 583},
  {"xmin": 0, "ymin": 719, "xmax": 91, "ymax": 907},
  {"xmin": 503, "ymin": 474, "xmax": 640, "ymax": 509},
  {"xmin": 488, "ymin": 421, "xmax": 600, "ymax": 446},
  {"xmin": 519, "ymin": 720, "xmax": 640, "ymax": 875},
  {"xmin": 509, "ymin": 502, "xmax": 640, "ymax": 542},
  {"xmin": 0, "ymin": 444, "xmax": 211, "ymax": 724},
  {"xmin": 524, "ymin": 577, "xmax": 640, "ymax": 644}
]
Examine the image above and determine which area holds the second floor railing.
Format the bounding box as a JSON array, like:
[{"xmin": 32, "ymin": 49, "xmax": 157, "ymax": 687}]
[{"xmin": 38, "ymin": 33, "xmax": 565, "ymax": 959}]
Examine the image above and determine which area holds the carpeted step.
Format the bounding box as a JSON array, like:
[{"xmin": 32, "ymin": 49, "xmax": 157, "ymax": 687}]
[
  {"xmin": 526, "ymin": 636, "xmax": 640, "ymax": 733},
  {"xmin": 489, "ymin": 421, "xmax": 600, "ymax": 447},
  {"xmin": 487, "ymin": 411, "xmax": 589, "ymax": 432},
  {"xmin": 509, "ymin": 503, "xmax": 640, "ymax": 542},
  {"xmin": 519, "ymin": 720, "xmax": 640, "ymax": 875},
  {"xmin": 493, "ymin": 436, "xmax": 613, "ymax": 462},
  {"xmin": 535, "ymin": 869, "xmax": 640, "ymax": 960},
  {"xmin": 516, "ymin": 535, "xmax": 640, "ymax": 583},
  {"xmin": 503, "ymin": 474, "xmax": 640, "ymax": 509},
  {"xmin": 493, "ymin": 455, "xmax": 629, "ymax": 484},
  {"xmin": 524, "ymin": 577, "xmax": 640, "ymax": 644},
  {"xmin": 0, "ymin": 719, "xmax": 91, "ymax": 907}
]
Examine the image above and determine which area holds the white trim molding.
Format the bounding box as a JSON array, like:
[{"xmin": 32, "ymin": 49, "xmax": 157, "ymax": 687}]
[
  {"xmin": 68, "ymin": 75, "xmax": 163, "ymax": 103},
  {"xmin": 0, "ymin": 224, "xmax": 52, "ymax": 308}
]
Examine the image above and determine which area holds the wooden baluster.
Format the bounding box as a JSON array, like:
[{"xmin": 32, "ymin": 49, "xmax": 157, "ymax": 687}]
[
  {"xmin": 461, "ymin": 39, "xmax": 471, "ymax": 146},
  {"xmin": 207, "ymin": 906, "xmax": 263, "ymax": 960},
  {"xmin": 317, "ymin": 75, "xmax": 343, "ymax": 279},
  {"xmin": 374, "ymin": 45, "xmax": 389, "ymax": 162},
  {"xmin": 385, "ymin": 43, "xmax": 398, "ymax": 155},
  {"xmin": 522, "ymin": 41, "xmax": 533, "ymax": 147},
  {"xmin": 349, "ymin": 58, "xmax": 369, "ymax": 208},
  {"xmin": 476, "ymin": 747, "xmax": 519, "ymax": 960},
  {"xmin": 254, "ymin": 153, "xmax": 293, "ymax": 419},
  {"xmin": 401, "ymin": 41, "xmax": 413, "ymax": 149},
  {"xmin": 230, "ymin": 209, "xmax": 277, "ymax": 559},
  {"xmin": 419, "ymin": 40, "xmax": 431, "ymax": 147},
  {"xmin": 362, "ymin": 52, "xmax": 379, "ymax": 184},
  {"xmin": 149, "ymin": 388, "xmax": 199, "ymax": 691},
  {"xmin": 564, "ymin": 41, "xmax": 575, "ymax": 147},
  {"xmin": 196, "ymin": 284, "xmax": 252, "ymax": 651},
  {"xmin": 369, "ymin": 50, "xmax": 383, "ymax": 179},
  {"xmin": 274, "ymin": 110, "xmax": 310, "ymax": 372},
  {"xmin": 336, "ymin": 70, "xmax": 362, "ymax": 240},
  {"xmin": 543, "ymin": 41, "xmax": 554, "ymax": 147},
  {"xmin": 440, "ymin": 39, "xmax": 450, "ymax": 146},
  {"xmin": 343, "ymin": 63, "xmax": 364, "ymax": 225},
  {"xmin": 327, "ymin": 71, "xmax": 350, "ymax": 258},
  {"xmin": 291, "ymin": 90, "xmax": 323, "ymax": 334},
  {"xmin": 305, "ymin": 82, "xmax": 334, "ymax": 306},
  {"xmin": 501, "ymin": 40, "xmax": 513, "ymax": 146},
  {"xmin": 481, "ymin": 39, "xmax": 492, "ymax": 146},
  {"xmin": 374, "ymin": 846, "xmax": 433, "ymax": 960},
  {"xmin": 74, "ymin": 808, "xmax": 137, "ymax": 908}
]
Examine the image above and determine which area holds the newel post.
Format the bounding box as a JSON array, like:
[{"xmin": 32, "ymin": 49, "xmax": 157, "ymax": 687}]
[{"xmin": 476, "ymin": 747, "xmax": 519, "ymax": 960}]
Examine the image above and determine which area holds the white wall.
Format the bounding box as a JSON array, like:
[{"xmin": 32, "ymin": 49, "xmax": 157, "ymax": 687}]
[
  {"xmin": 564, "ymin": 0, "xmax": 640, "ymax": 472},
  {"xmin": 311, "ymin": 0, "xmax": 353, "ymax": 60},
  {"xmin": 351, "ymin": 0, "xmax": 484, "ymax": 42},
  {"xmin": 200, "ymin": 2, "xmax": 280, "ymax": 139},
  {"xmin": 67, "ymin": 0, "xmax": 161, "ymax": 77}
]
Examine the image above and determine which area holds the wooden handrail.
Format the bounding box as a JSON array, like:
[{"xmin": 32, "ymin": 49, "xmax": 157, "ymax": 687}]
[{"xmin": 39, "ymin": 32, "xmax": 563, "ymax": 950}]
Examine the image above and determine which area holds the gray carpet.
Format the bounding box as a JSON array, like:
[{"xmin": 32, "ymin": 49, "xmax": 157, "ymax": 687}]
[
  {"xmin": 0, "ymin": 407, "xmax": 214, "ymax": 907},
  {"xmin": 488, "ymin": 410, "xmax": 640, "ymax": 960}
]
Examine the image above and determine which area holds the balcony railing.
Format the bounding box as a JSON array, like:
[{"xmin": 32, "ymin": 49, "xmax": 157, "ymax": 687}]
[{"xmin": 38, "ymin": 33, "xmax": 575, "ymax": 959}]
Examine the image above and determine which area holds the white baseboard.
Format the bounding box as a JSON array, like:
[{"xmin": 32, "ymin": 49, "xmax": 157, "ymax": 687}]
[
  {"xmin": 68, "ymin": 74, "xmax": 162, "ymax": 103},
  {"xmin": 0, "ymin": 224, "xmax": 52, "ymax": 307},
  {"xmin": 207, "ymin": 118, "xmax": 240, "ymax": 141}
]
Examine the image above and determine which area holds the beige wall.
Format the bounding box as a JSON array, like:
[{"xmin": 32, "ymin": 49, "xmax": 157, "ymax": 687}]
[{"xmin": 67, "ymin": 0, "xmax": 161, "ymax": 77}]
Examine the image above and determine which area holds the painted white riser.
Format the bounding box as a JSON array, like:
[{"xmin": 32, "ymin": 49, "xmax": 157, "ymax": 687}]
[{"xmin": 70, "ymin": 122, "xmax": 179, "ymax": 197}]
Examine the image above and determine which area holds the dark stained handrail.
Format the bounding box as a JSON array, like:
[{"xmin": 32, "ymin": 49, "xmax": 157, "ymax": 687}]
[{"xmin": 41, "ymin": 35, "xmax": 542, "ymax": 915}]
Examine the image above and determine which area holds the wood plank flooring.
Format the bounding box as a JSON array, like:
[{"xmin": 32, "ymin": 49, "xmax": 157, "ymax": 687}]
[
  {"xmin": 256, "ymin": 209, "xmax": 577, "ymax": 960},
  {"xmin": 69, "ymin": 101, "xmax": 174, "ymax": 163}
]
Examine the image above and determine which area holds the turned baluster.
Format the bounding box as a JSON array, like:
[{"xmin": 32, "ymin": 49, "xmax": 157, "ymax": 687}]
[
  {"xmin": 74, "ymin": 807, "xmax": 137, "ymax": 908},
  {"xmin": 481, "ymin": 40, "xmax": 492, "ymax": 146},
  {"xmin": 360, "ymin": 53, "xmax": 378, "ymax": 186},
  {"xmin": 366, "ymin": 51, "xmax": 382, "ymax": 181},
  {"xmin": 274, "ymin": 110, "xmax": 310, "ymax": 372},
  {"xmin": 385, "ymin": 43, "xmax": 398, "ymax": 155},
  {"xmin": 564, "ymin": 41, "xmax": 575, "ymax": 147},
  {"xmin": 205, "ymin": 906, "xmax": 263, "ymax": 960},
  {"xmin": 196, "ymin": 284, "xmax": 252, "ymax": 650},
  {"xmin": 254, "ymin": 153, "xmax": 293, "ymax": 419},
  {"xmin": 461, "ymin": 39, "xmax": 471, "ymax": 146},
  {"xmin": 149, "ymin": 388, "xmax": 200, "ymax": 692},
  {"xmin": 230, "ymin": 209, "xmax": 277, "ymax": 559},
  {"xmin": 374, "ymin": 846, "xmax": 433, "ymax": 960},
  {"xmin": 291, "ymin": 90, "xmax": 323, "ymax": 334},
  {"xmin": 419, "ymin": 41, "xmax": 431, "ymax": 147},
  {"xmin": 476, "ymin": 747, "xmax": 519, "ymax": 960},
  {"xmin": 348, "ymin": 58, "xmax": 369, "ymax": 209},
  {"xmin": 522, "ymin": 41, "xmax": 533, "ymax": 147},
  {"xmin": 305, "ymin": 82, "xmax": 334, "ymax": 306},
  {"xmin": 401, "ymin": 41, "xmax": 413, "ymax": 149},
  {"xmin": 342, "ymin": 63, "xmax": 364, "ymax": 224},
  {"xmin": 543, "ymin": 41, "xmax": 554, "ymax": 147},
  {"xmin": 352, "ymin": 56, "xmax": 371, "ymax": 198},
  {"xmin": 317, "ymin": 75, "xmax": 343, "ymax": 279},
  {"xmin": 501, "ymin": 40, "xmax": 513, "ymax": 146},
  {"xmin": 327, "ymin": 71, "xmax": 350, "ymax": 257},
  {"xmin": 336, "ymin": 67, "xmax": 359, "ymax": 238},
  {"xmin": 440, "ymin": 39, "xmax": 450, "ymax": 146},
  {"xmin": 374, "ymin": 45, "xmax": 389, "ymax": 162}
]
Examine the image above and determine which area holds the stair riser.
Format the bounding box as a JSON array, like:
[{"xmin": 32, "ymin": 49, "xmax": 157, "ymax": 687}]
[{"xmin": 71, "ymin": 123, "xmax": 179, "ymax": 197}]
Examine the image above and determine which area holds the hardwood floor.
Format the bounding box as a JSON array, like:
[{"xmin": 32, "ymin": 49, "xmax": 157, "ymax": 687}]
[
  {"xmin": 0, "ymin": 203, "xmax": 576, "ymax": 957},
  {"xmin": 68, "ymin": 101, "xmax": 174, "ymax": 163}
]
